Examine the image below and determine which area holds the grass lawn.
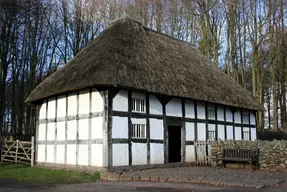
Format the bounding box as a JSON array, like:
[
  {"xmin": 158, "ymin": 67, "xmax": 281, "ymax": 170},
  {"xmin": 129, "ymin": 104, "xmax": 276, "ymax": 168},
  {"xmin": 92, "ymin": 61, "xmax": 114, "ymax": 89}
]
[{"xmin": 0, "ymin": 163, "xmax": 100, "ymax": 184}]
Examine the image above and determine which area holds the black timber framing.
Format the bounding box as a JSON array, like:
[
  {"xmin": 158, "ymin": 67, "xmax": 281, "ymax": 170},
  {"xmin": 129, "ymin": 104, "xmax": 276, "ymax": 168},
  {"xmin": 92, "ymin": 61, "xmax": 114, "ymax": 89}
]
[
  {"xmin": 128, "ymin": 91, "xmax": 132, "ymax": 165},
  {"xmin": 249, "ymin": 110, "xmax": 252, "ymax": 141},
  {"xmin": 157, "ymin": 95, "xmax": 171, "ymax": 164},
  {"xmin": 105, "ymin": 89, "xmax": 112, "ymax": 167},
  {"xmin": 146, "ymin": 93, "xmax": 151, "ymax": 165},
  {"xmin": 240, "ymin": 108, "xmax": 244, "ymax": 140},
  {"xmin": 39, "ymin": 112, "xmax": 104, "ymax": 124},
  {"xmin": 215, "ymin": 104, "xmax": 218, "ymax": 140},
  {"xmin": 54, "ymin": 96, "xmax": 58, "ymax": 164},
  {"xmin": 35, "ymin": 86, "xmax": 258, "ymax": 169},
  {"xmin": 224, "ymin": 105, "xmax": 227, "ymax": 140},
  {"xmin": 88, "ymin": 89, "xmax": 92, "ymax": 166},
  {"xmin": 205, "ymin": 103, "xmax": 208, "ymax": 140},
  {"xmin": 231, "ymin": 107, "xmax": 235, "ymax": 140},
  {"xmin": 194, "ymin": 101, "xmax": 198, "ymax": 141},
  {"xmin": 181, "ymin": 98, "xmax": 186, "ymax": 162},
  {"xmin": 112, "ymin": 138, "xmax": 163, "ymax": 144},
  {"xmin": 35, "ymin": 104, "xmax": 40, "ymax": 164},
  {"xmin": 112, "ymin": 111, "xmax": 256, "ymax": 128}
]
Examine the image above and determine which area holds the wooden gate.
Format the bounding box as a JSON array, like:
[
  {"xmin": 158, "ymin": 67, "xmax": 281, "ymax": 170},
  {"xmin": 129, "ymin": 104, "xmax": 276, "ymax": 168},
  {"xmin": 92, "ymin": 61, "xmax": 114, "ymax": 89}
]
[
  {"xmin": 1, "ymin": 137, "xmax": 35, "ymax": 166},
  {"xmin": 195, "ymin": 140, "xmax": 212, "ymax": 165}
]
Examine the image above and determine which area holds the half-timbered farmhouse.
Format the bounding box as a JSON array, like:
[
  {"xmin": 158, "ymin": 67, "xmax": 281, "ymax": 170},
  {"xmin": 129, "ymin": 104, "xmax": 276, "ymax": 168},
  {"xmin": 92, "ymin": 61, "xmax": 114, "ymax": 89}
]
[{"xmin": 26, "ymin": 18, "xmax": 262, "ymax": 170}]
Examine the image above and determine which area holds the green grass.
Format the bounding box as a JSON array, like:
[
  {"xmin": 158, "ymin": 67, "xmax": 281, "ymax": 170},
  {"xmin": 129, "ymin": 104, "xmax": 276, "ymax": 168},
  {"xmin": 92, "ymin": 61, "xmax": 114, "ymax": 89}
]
[{"xmin": 0, "ymin": 163, "xmax": 100, "ymax": 184}]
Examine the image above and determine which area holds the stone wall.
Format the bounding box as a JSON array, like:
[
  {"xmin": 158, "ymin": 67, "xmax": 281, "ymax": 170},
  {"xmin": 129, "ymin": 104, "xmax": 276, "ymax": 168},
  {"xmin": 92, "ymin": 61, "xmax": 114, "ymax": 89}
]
[{"xmin": 211, "ymin": 140, "xmax": 287, "ymax": 171}]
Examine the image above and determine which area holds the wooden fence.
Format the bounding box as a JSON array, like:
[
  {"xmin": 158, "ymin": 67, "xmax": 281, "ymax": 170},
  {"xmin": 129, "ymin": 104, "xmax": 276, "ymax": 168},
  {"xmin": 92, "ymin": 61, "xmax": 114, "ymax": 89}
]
[
  {"xmin": 195, "ymin": 140, "xmax": 212, "ymax": 166},
  {"xmin": 0, "ymin": 137, "xmax": 35, "ymax": 166}
]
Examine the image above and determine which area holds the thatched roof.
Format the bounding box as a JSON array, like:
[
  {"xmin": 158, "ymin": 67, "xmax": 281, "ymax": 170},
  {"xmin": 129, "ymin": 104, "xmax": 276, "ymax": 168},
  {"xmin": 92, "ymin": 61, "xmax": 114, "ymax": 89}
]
[{"xmin": 26, "ymin": 18, "xmax": 262, "ymax": 111}]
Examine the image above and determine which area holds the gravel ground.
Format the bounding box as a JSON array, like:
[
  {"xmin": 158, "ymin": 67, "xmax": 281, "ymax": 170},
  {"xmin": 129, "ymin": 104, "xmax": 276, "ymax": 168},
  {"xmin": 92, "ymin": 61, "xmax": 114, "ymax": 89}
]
[{"xmin": 122, "ymin": 166, "xmax": 287, "ymax": 188}]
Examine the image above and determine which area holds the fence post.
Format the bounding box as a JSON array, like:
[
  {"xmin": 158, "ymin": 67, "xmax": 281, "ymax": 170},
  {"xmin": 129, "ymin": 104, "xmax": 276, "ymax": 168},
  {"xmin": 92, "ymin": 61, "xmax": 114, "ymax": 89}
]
[
  {"xmin": 31, "ymin": 136, "xmax": 34, "ymax": 167},
  {"xmin": 16, "ymin": 140, "xmax": 19, "ymax": 163}
]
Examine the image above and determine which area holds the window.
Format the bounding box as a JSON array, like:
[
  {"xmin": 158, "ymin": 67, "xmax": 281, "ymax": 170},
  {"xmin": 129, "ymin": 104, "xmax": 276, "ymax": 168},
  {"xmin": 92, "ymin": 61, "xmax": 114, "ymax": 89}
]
[
  {"xmin": 207, "ymin": 106, "xmax": 215, "ymax": 120},
  {"xmin": 243, "ymin": 131, "xmax": 250, "ymax": 140},
  {"xmin": 132, "ymin": 124, "xmax": 146, "ymax": 138},
  {"xmin": 242, "ymin": 112, "xmax": 249, "ymax": 124},
  {"xmin": 132, "ymin": 98, "xmax": 145, "ymax": 112},
  {"xmin": 208, "ymin": 130, "xmax": 216, "ymax": 140}
]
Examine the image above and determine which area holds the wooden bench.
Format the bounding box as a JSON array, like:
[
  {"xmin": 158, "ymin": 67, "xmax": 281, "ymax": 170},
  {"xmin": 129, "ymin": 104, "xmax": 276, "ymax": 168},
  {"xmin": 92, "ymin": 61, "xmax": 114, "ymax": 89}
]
[{"xmin": 216, "ymin": 148, "xmax": 259, "ymax": 170}]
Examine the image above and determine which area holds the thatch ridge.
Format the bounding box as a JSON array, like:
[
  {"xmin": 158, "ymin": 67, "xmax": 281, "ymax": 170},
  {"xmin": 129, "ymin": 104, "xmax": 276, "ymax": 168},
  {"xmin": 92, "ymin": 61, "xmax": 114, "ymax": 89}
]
[{"xmin": 26, "ymin": 18, "xmax": 262, "ymax": 111}]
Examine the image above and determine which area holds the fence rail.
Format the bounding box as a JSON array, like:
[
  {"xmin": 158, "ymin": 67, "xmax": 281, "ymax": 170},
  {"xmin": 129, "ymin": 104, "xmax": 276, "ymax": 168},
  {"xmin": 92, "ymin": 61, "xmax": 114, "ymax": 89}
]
[{"xmin": 0, "ymin": 137, "xmax": 34, "ymax": 166}]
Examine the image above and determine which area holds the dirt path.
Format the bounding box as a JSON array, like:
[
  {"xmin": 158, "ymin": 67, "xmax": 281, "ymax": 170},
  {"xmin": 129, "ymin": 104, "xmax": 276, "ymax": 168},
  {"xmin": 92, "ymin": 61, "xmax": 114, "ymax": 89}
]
[{"xmin": 1, "ymin": 179, "xmax": 287, "ymax": 192}]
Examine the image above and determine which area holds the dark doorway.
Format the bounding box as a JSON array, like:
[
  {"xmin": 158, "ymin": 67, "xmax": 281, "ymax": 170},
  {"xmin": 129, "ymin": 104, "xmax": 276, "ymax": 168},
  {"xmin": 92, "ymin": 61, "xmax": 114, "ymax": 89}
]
[{"xmin": 168, "ymin": 125, "xmax": 181, "ymax": 163}]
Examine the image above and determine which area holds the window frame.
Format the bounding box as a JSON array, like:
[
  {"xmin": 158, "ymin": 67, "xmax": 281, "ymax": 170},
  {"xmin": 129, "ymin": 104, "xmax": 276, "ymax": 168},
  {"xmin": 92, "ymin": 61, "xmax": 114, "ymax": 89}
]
[
  {"xmin": 131, "ymin": 123, "xmax": 146, "ymax": 139},
  {"xmin": 242, "ymin": 111, "xmax": 249, "ymax": 124},
  {"xmin": 207, "ymin": 105, "xmax": 215, "ymax": 120},
  {"xmin": 208, "ymin": 130, "xmax": 216, "ymax": 140},
  {"xmin": 131, "ymin": 97, "xmax": 146, "ymax": 113},
  {"xmin": 243, "ymin": 130, "xmax": 250, "ymax": 140}
]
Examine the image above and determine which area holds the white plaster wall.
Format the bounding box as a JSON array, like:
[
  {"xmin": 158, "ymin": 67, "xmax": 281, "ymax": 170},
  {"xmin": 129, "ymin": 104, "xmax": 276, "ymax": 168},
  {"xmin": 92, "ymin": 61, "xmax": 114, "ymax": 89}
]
[
  {"xmin": 150, "ymin": 143, "xmax": 164, "ymax": 164},
  {"xmin": 197, "ymin": 102, "xmax": 205, "ymax": 119},
  {"xmin": 166, "ymin": 98, "xmax": 182, "ymax": 117},
  {"xmin": 197, "ymin": 123, "xmax": 206, "ymax": 140},
  {"xmin": 66, "ymin": 144, "xmax": 76, "ymax": 165},
  {"xmin": 91, "ymin": 117, "xmax": 103, "ymax": 139},
  {"xmin": 39, "ymin": 102, "xmax": 46, "ymax": 120},
  {"xmin": 46, "ymin": 145, "xmax": 54, "ymax": 163},
  {"xmin": 185, "ymin": 145, "xmax": 195, "ymax": 162},
  {"xmin": 226, "ymin": 125, "xmax": 233, "ymax": 140},
  {"xmin": 226, "ymin": 107, "xmax": 233, "ymax": 122},
  {"xmin": 67, "ymin": 120, "xmax": 77, "ymax": 140},
  {"xmin": 78, "ymin": 144, "xmax": 89, "ymax": 166},
  {"xmin": 208, "ymin": 124, "xmax": 215, "ymax": 131},
  {"xmin": 37, "ymin": 144, "xmax": 45, "ymax": 162},
  {"xmin": 218, "ymin": 125, "xmax": 225, "ymax": 140},
  {"xmin": 150, "ymin": 119, "xmax": 163, "ymax": 140},
  {"xmin": 234, "ymin": 109, "xmax": 241, "ymax": 123},
  {"xmin": 79, "ymin": 90, "xmax": 90, "ymax": 115},
  {"xmin": 38, "ymin": 123, "xmax": 46, "ymax": 141},
  {"xmin": 132, "ymin": 143, "xmax": 147, "ymax": 165},
  {"xmin": 91, "ymin": 144, "xmax": 103, "ymax": 166},
  {"xmin": 57, "ymin": 96, "xmax": 66, "ymax": 118},
  {"xmin": 67, "ymin": 93, "xmax": 77, "ymax": 116},
  {"xmin": 217, "ymin": 105, "xmax": 224, "ymax": 121},
  {"xmin": 47, "ymin": 98, "xmax": 56, "ymax": 119},
  {"xmin": 251, "ymin": 128, "xmax": 256, "ymax": 141},
  {"xmin": 91, "ymin": 88, "xmax": 104, "ymax": 113},
  {"xmin": 47, "ymin": 123, "xmax": 55, "ymax": 141},
  {"xmin": 56, "ymin": 145, "xmax": 65, "ymax": 164},
  {"xmin": 250, "ymin": 112, "xmax": 256, "ymax": 125},
  {"xmin": 185, "ymin": 100, "xmax": 195, "ymax": 118},
  {"xmin": 112, "ymin": 144, "xmax": 129, "ymax": 166},
  {"xmin": 57, "ymin": 121, "xmax": 65, "ymax": 141},
  {"xmin": 186, "ymin": 122, "xmax": 195, "ymax": 141},
  {"xmin": 113, "ymin": 90, "xmax": 128, "ymax": 112},
  {"xmin": 112, "ymin": 117, "xmax": 128, "ymax": 138},
  {"xmin": 78, "ymin": 118, "xmax": 89, "ymax": 140},
  {"xmin": 149, "ymin": 95, "xmax": 162, "ymax": 115},
  {"xmin": 235, "ymin": 127, "xmax": 242, "ymax": 140},
  {"xmin": 131, "ymin": 118, "xmax": 146, "ymax": 125}
]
